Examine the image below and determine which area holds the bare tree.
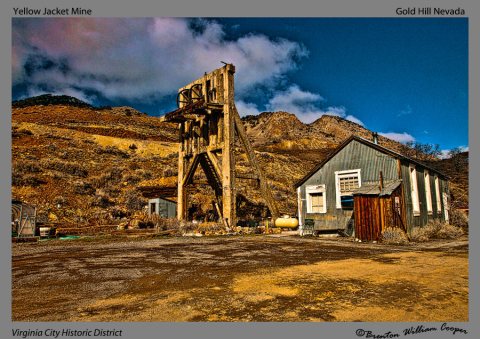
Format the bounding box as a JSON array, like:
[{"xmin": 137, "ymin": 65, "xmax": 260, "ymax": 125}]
[{"xmin": 448, "ymin": 147, "xmax": 466, "ymax": 172}]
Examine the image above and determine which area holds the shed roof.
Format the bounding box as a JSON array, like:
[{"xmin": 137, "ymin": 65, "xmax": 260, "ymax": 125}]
[
  {"xmin": 352, "ymin": 179, "xmax": 402, "ymax": 196},
  {"xmin": 294, "ymin": 135, "xmax": 448, "ymax": 188},
  {"xmin": 148, "ymin": 196, "xmax": 177, "ymax": 204}
]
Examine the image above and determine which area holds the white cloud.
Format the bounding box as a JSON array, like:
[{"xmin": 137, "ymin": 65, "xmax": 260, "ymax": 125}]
[
  {"xmin": 439, "ymin": 145, "xmax": 469, "ymax": 159},
  {"xmin": 379, "ymin": 132, "xmax": 416, "ymax": 143},
  {"xmin": 14, "ymin": 18, "xmax": 371, "ymax": 128},
  {"xmin": 268, "ymin": 84, "xmax": 324, "ymax": 110},
  {"xmin": 267, "ymin": 85, "xmax": 325, "ymax": 123},
  {"xmin": 264, "ymin": 85, "xmax": 364, "ymax": 125},
  {"xmin": 345, "ymin": 115, "xmax": 365, "ymax": 126},
  {"xmin": 322, "ymin": 106, "xmax": 344, "ymax": 116},
  {"xmin": 235, "ymin": 85, "xmax": 365, "ymax": 125},
  {"xmin": 439, "ymin": 150, "xmax": 450, "ymax": 159},
  {"xmin": 13, "ymin": 18, "xmax": 307, "ymax": 102},
  {"xmin": 236, "ymin": 100, "xmax": 262, "ymax": 117}
]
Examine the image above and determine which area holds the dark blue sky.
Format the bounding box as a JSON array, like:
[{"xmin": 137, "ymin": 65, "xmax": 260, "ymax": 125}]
[
  {"xmin": 12, "ymin": 18, "xmax": 468, "ymax": 151},
  {"xmin": 214, "ymin": 18, "xmax": 468, "ymax": 149}
]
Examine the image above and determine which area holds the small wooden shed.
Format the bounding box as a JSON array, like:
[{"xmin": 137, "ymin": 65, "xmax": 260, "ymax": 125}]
[
  {"xmin": 148, "ymin": 197, "xmax": 177, "ymax": 219},
  {"xmin": 352, "ymin": 180, "xmax": 407, "ymax": 241}
]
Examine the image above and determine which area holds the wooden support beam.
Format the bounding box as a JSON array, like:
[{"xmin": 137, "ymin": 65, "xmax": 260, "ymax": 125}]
[
  {"xmin": 177, "ymin": 147, "xmax": 186, "ymax": 220},
  {"xmin": 236, "ymin": 173, "xmax": 259, "ymax": 180},
  {"xmin": 207, "ymin": 144, "xmax": 223, "ymax": 153},
  {"xmin": 182, "ymin": 154, "xmax": 201, "ymax": 188},
  {"xmin": 206, "ymin": 103, "xmax": 224, "ymax": 110},
  {"xmin": 213, "ymin": 200, "xmax": 223, "ymax": 223},
  {"xmin": 221, "ymin": 64, "xmax": 236, "ymax": 229},
  {"xmin": 199, "ymin": 154, "xmax": 222, "ymax": 194},
  {"xmin": 232, "ymin": 105, "xmax": 279, "ymax": 220},
  {"xmin": 206, "ymin": 150, "xmax": 222, "ymax": 180},
  {"xmin": 192, "ymin": 180, "xmax": 210, "ymax": 185}
]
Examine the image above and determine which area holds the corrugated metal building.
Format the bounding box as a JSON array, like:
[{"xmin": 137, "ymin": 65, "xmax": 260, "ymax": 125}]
[
  {"xmin": 148, "ymin": 197, "xmax": 177, "ymax": 219},
  {"xmin": 295, "ymin": 136, "xmax": 449, "ymax": 239}
]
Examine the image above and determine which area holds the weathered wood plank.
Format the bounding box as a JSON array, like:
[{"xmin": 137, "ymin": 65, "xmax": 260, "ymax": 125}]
[{"xmin": 233, "ymin": 106, "xmax": 279, "ymax": 220}]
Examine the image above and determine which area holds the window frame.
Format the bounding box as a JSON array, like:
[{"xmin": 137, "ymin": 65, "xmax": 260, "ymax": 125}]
[
  {"xmin": 443, "ymin": 191, "xmax": 449, "ymax": 222},
  {"xmin": 434, "ymin": 175, "xmax": 442, "ymax": 213},
  {"xmin": 410, "ymin": 164, "xmax": 420, "ymax": 216},
  {"xmin": 306, "ymin": 184, "xmax": 327, "ymax": 214},
  {"xmin": 335, "ymin": 169, "xmax": 361, "ymax": 209},
  {"xmin": 424, "ymin": 170, "xmax": 433, "ymax": 215}
]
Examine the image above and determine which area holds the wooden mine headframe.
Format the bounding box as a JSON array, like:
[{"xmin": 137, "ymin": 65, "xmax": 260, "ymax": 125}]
[{"xmin": 164, "ymin": 64, "xmax": 279, "ymax": 228}]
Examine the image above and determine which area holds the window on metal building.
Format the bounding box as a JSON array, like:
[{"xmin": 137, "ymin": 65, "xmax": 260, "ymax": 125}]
[
  {"xmin": 306, "ymin": 185, "xmax": 327, "ymax": 213},
  {"xmin": 335, "ymin": 169, "xmax": 361, "ymax": 209},
  {"xmin": 410, "ymin": 165, "xmax": 420, "ymax": 216}
]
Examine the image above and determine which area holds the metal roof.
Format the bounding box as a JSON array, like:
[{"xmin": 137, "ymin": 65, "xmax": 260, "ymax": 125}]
[
  {"xmin": 294, "ymin": 135, "xmax": 448, "ymax": 188},
  {"xmin": 352, "ymin": 179, "xmax": 402, "ymax": 196}
]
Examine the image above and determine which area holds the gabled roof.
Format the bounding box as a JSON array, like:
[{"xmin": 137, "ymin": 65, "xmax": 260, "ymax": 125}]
[{"xmin": 294, "ymin": 135, "xmax": 448, "ymax": 188}]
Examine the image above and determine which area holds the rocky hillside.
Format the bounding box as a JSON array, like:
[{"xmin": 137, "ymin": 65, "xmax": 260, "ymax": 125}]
[
  {"xmin": 13, "ymin": 94, "xmax": 94, "ymax": 109},
  {"xmin": 11, "ymin": 95, "xmax": 468, "ymax": 227},
  {"xmin": 243, "ymin": 112, "xmax": 416, "ymax": 155},
  {"xmin": 12, "ymin": 98, "xmax": 179, "ymax": 226}
]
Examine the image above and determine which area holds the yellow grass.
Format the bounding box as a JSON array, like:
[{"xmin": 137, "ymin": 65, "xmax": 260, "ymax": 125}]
[
  {"xmin": 92, "ymin": 135, "xmax": 177, "ymax": 157},
  {"xmin": 14, "ymin": 122, "xmax": 177, "ymax": 157},
  {"xmin": 139, "ymin": 176, "xmax": 177, "ymax": 187}
]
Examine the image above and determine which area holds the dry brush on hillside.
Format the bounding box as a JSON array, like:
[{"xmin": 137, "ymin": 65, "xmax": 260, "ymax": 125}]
[{"xmin": 11, "ymin": 96, "xmax": 468, "ymax": 230}]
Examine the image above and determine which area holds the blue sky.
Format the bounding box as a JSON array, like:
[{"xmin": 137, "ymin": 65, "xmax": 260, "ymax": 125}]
[{"xmin": 12, "ymin": 18, "xmax": 468, "ymax": 152}]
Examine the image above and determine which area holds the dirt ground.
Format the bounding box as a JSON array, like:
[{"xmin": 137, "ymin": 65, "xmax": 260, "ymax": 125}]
[{"xmin": 12, "ymin": 234, "xmax": 469, "ymax": 322}]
